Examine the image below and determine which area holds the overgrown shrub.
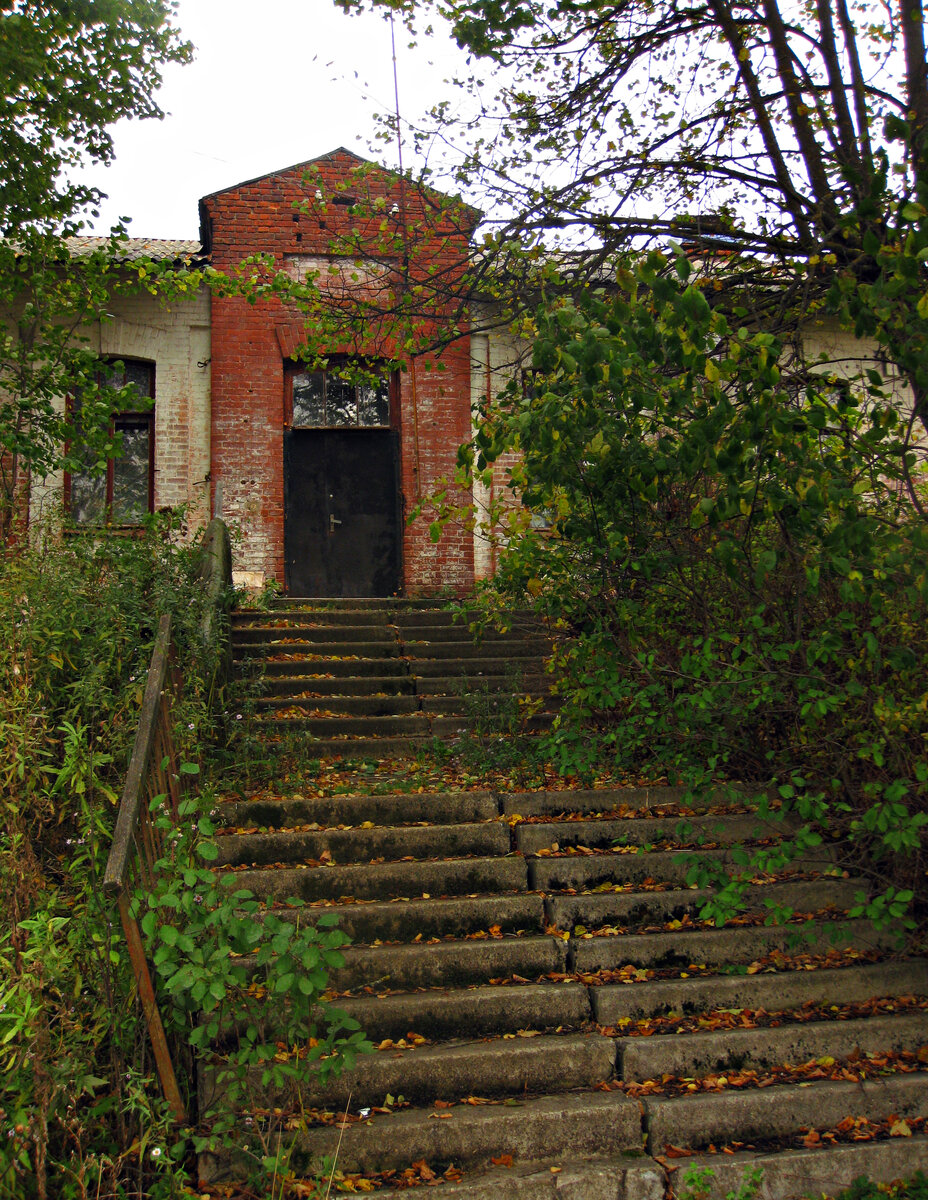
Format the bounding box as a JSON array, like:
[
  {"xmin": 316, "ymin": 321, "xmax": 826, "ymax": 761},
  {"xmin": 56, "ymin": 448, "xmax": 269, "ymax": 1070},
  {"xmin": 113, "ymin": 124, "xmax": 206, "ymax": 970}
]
[
  {"xmin": 0, "ymin": 513, "xmax": 215, "ymax": 1199},
  {"xmin": 442, "ymin": 250, "xmax": 928, "ymax": 924}
]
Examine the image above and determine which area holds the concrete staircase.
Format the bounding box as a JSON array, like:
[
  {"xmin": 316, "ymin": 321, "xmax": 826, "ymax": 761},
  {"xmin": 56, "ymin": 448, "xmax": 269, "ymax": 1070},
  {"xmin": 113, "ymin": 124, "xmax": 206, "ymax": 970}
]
[
  {"xmin": 202, "ymin": 766, "xmax": 928, "ymax": 1197},
  {"xmin": 231, "ymin": 598, "xmax": 555, "ymax": 756}
]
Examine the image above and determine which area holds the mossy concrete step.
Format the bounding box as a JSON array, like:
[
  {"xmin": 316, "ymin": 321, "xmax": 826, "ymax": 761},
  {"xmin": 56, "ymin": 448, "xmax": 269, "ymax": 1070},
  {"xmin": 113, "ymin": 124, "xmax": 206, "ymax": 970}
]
[
  {"xmin": 204, "ymin": 1090, "xmax": 642, "ymax": 1180},
  {"xmin": 500, "ymin": 785, "xmax": 765, "ymax": 816},
  {"xmin": 410, "ymin": 657, "xmax": 549, "ymax": 677},
  {"xmin": 591, "ymin": 958, "xmax": 928, "ymax": 1024},
  {"xmin": 572, "ymin": 918, "xmax": 891, "ymax": 972},
  {"xmin": 403, "ymin": 638, "xmax": 550, "ymax": 659},
  {"xmin": 369, "ymin": 1140, "xmax": 928, "ymax": 1200},
  {"xmin": 262, "ymin": 675, "xmax": 417, "ymax": 696},
  {"xmin": 277, "ymin": 892, "xmax": 546, "ymax": 944},
  {"xmin": 415, "ymin": 674, "xmax": 550, "ymax": 696},
  {"xmin": 336, "ymin": 981, "xmax": 592, "ymax": 1042},
  {"xmin": 233, "ymin": 638, "xmax": 402, "ymax": 658},
  {"xmin": 678, "ymin": 1142, "xmax": 928, "ymax": 1200},
  {"xmin": 253, "ymin": 713, "xmax": 431, "ymax": 737},
  {"xmin": 227, "ymin": 853, "xmax": 528, "ymax": 904},
  {"xmin": 392, "ymin": 609, "xmax": 538, "ymax": 628},
  {"xmin": 214, "ymin": 820, "xmax": 509, "ymax": 868},
  {"xmin": 431, "ymin": 713, "xmax": 556, "ymax": 738},
  {"xmin": 218, "ymin": 789, "xmax": 500, "ymax": 832},
  {"xmin": 516, "ymin": 812, "xmax": 784, "ymax": 854},
  {"xmin": 619, "ymin": 1011, "xmax": 928, "ymax": 1081},
  {"xmin": 255, "ymin": 694, "xmax": 422, "ymax": 715},
  {"xmin": 231, "ymin": 623, "xmax": 396, "ymax": 642},
  {"xmin": 257, "ymin": 734, "xmax": 431, "ymax": 758},
  {"xmin": 204, "ymin": 1032, "xmax": 615, "ymax": 1114},
  {"xmin": 233, "ymin": 608, "xmax": 393, "ymax": 627},
  {"xmin": 246, "ymin": 657, "xmax": 411, "ymax": 678},
  {"xmin": 327, "ymin": 933, "xmax": 568, "ymax": 993},
  {"xmin": 529, "ymin": 847, "xmax": 836, "ymax": 892},
  {"xmin": 546, "ymin": 876, "xmax": 864, "ymax": 932},
  {"xmin": 273, "ymin": 597, "xmax": 453, "ymax": 609},
  {"xmin": 643, "ymin": 1071, "xmax": 928, "ymax": 1154}
]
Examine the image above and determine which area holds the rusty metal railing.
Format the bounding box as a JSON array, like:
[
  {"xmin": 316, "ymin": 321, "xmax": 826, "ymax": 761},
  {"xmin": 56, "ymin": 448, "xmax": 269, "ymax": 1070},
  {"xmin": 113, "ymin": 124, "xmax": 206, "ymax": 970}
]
[{"xmin": 103, "ymin": 613, "xmax": 187, "ymax": 1122}]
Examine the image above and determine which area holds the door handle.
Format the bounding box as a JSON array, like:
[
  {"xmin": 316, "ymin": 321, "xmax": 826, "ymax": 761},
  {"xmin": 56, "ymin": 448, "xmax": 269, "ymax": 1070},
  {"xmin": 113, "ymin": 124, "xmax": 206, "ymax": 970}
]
[{"xmin": 329, "ymin": 513, "xmax": 342, "ymax": 533}]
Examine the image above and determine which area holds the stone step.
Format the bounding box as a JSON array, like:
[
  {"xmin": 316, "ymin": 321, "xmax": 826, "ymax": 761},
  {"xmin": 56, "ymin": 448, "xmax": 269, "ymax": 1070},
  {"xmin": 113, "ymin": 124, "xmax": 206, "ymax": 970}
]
[
  {"xmin": 528, "ymin": 846, "xmax": 836, "ymax": 892},
  {"xmin": 233, "ymin": 608, "xmax": 394, "ymax": 627},
  {"xmin": 203, "ymin": 1031, "xmax": 616, "ymax": 1118},
  {"xmin": 227, "ymin": 853, "xmax": 528, "ymax": 904},
  {"xmin": 408, "ymin": 657, "xmax": 550, "ymax": 677},
  {"xmin": 618, "ymin": 1010, "xmax": 928, "ymax": 1081},
  {"xmin": 214, "ymin": 820, "xmax": 510, "ymax": 868},
  {"xmin": 262, "ymin": 734, "xmax": 431, "ymax": 758},
  {"xmin": 432, "ymin": 713, "xmax": 555, "ymax": 737},
  {"xmin": 232, "ymin": 623, "xmax": 396, "ymax": 642},
  {"xmin": 328, "ymin": 932, "xmax": 568, "ymax": 992},
  {"xmin": 245, "ymin": 657, "xmax": 411, "ymax": 678},
  {"xmin": 255, "ymin": 694, "xmax": 423, "ymax": 715},
  {"xmin": 415, "ymin": 674, "xmax": 550, "ymax": 696},
  {"xmin": 369, "ymin": 1140, "xmax": 928, "ymax": 1200},
  {"xmin": 403, "ymin": 639, "xmax": 550, "ymax": 660},
  {"xmin": 591, "ymin": 958, "xmax": 928, "ymax": 1024},
  {"xmin": 516, "ymin": 812, "xmax": 784, "ymax": 854},
  {"xmin": 572, "ymin": 918, "xmax": 891, "ymax": 972},
  {"xmin": 276, "ymin": 892, "xmax": 546, "ymax": 945},
  {"xmin": 218, "ymin": 789, "xmax": 499, "ymax": 831},
  {"xmin": 273, "ymin": 597, "xmax": 453, "ymax": 609},
  {"xmin": 545, "ymin": 876, "xmax": 864, "ymax": 932},
  {"xmin": 204, "ymin": 1090, "xmax": 642, "ymax": 1180},
  {"xmin": 233, "ymin": 638, "xmax": 402, "ymax": 658},
  {"xmin": 260, "ymin": 674, "xmax": 418, "ymax": 696},
  {"xmin": 336, "ymin": 981, "xmax": 592, "ymax": 1042},
  {"xmin": 644, "ymin": 1071, "xmax": 928, "ymax": 1154},
  {"xmin": 500, "ymin": 785, "xmax": 763, "ymax": 816},
  {"xmin": 252, "ymin": 712, "xmax": 431, "ymax": 737}
]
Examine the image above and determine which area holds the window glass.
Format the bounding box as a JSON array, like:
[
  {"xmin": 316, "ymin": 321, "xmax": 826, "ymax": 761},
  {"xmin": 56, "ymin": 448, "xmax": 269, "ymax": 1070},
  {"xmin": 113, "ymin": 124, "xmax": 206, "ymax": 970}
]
[
  {"xmin": 290, "ymin": 364, "xmax": 391, "ymax": 428},
  {"xmin": 358, "ymin": 378, "xmax": 390, "ymax": 425},
  {"xmin": 67, "ymin": 361, "xmax": 154, "ymax": 526},
  {"xmin": 327, "ymin": 377, "xmax": 357, "ymax": 426},
  {"xmin": 69, "ymin": 459, "xmax": 107, "ymax": 525},
  {"xmin": 292, "ymin": 372, "xmax": 325, "ymax": 425},
  {"xmin": 112, "ymin": 422, "xmax": 151, "ymax": 523}
]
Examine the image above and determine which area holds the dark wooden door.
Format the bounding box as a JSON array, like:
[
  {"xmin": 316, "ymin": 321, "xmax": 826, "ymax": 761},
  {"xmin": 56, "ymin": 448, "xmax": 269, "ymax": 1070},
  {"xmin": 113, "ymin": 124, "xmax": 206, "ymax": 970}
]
[{"xmin": 284, "ymin": 428, "xmax": 401, "ymax": 596}]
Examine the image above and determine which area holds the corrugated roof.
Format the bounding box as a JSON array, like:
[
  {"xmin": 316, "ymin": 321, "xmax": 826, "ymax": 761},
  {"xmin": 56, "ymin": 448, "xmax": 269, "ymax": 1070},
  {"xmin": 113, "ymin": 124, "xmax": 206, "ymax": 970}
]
[{"xmin": 65, "ymin": 236, "xmax": 206, "ymax": 263}]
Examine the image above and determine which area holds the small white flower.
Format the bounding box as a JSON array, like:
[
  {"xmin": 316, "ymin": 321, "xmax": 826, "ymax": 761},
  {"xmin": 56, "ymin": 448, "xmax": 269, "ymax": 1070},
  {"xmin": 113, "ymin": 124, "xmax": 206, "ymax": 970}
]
[{"xmin": 150, "ymin": 1147, "xmax": 162, "ymax": 1160}]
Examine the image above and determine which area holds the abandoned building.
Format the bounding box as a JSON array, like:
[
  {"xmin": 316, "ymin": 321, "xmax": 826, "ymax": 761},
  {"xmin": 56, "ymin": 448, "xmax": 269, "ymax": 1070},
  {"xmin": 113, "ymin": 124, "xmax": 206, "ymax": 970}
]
[
  {"xmin": 30, "ymin": 148, "xmax": 489, "ymax": 597},
  {"xmin": 27, "ymin": 147, "xmax": 878, "ymax": 597}
]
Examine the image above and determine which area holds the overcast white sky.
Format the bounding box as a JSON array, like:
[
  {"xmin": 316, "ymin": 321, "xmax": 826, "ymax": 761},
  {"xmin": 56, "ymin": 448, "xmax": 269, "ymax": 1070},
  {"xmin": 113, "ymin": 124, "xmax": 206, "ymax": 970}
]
[{"xmin": 74, "ymin": 0, "xmax": 460, "ymax": 240}]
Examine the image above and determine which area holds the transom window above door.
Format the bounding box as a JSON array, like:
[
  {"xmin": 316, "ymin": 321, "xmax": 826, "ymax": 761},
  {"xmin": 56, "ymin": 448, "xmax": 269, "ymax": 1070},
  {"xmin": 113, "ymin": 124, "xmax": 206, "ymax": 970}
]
[{"xmin": 289, "ymin": 362, "xmax": 392, "ymax": 428}]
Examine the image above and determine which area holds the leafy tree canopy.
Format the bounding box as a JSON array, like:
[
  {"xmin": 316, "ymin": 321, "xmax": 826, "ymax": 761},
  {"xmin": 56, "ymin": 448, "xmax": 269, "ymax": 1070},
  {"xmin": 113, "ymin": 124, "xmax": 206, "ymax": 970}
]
[
  {"xmin": 0, "ymin": 1, "xmax": 192, "ymax": 532},
  {"xmin": 0, "ymin": 0, "xmax": 191, "ymax": 235},
  {"xmin": 348, "ymin": 0, "xmax": 925, "ymax": 259}
]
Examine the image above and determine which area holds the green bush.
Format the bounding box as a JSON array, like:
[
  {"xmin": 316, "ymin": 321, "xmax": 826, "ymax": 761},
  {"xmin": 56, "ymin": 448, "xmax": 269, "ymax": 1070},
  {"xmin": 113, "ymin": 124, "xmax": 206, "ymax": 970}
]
[
  {"xmin": 0, "ymin": 514, "xmax": 214, "ymax": 1199},
  {"xmin": 443, "ymin": 250, "xmax": 928, "ymax": 925}
]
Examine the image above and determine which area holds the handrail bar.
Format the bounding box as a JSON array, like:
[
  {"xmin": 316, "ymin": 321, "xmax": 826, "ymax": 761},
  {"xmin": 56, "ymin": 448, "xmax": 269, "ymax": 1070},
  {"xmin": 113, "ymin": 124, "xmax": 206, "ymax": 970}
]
[
  {"xmin": 103, "ymin": 613, "xmax": 177, "ymax": 897},
  {"xmin": 102, "ymin": 611, "xmax": 185, "ymax": 1121}
]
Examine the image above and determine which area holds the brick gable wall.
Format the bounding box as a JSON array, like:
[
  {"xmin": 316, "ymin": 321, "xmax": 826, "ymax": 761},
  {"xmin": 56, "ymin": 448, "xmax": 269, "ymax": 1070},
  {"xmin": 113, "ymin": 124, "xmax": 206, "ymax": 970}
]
[{"xmin": 203, "ymin": 149, "xmax": 476, "ymax": 595}]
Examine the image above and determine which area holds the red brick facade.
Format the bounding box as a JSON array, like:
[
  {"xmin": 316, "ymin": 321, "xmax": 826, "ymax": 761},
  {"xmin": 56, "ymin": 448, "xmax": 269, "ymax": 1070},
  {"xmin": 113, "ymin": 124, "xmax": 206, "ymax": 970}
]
[{"xmin": 201, "ymin": 148, "xmax": 477, "ymax": 596}]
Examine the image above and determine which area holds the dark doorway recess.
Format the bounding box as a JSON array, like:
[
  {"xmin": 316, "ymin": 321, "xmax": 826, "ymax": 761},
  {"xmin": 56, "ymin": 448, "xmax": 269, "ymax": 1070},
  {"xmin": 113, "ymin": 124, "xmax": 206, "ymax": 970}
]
[{"xmin": 284, "ymin": 428, "xmax": 402, "ymax": 596}]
